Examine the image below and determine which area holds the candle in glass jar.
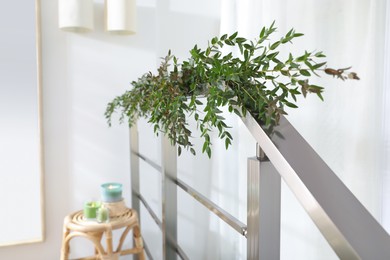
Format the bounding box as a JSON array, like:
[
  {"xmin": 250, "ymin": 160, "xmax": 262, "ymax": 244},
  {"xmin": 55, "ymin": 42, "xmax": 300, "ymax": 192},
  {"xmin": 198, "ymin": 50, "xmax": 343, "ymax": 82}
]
[
  {"xmin": 83, "ymin": 201, "xmax": 101, "ymax": 219},
  {"xmin": 101, "ymin": 183, "xmax": 123, "ymax": 202}
]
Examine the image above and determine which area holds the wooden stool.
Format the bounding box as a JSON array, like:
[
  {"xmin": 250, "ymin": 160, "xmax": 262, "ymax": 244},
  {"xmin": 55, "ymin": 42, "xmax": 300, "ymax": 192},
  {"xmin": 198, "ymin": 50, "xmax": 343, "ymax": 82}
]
[{"xmin": 61, "ymin": 208, "xmax": 145, "ymax": 260}]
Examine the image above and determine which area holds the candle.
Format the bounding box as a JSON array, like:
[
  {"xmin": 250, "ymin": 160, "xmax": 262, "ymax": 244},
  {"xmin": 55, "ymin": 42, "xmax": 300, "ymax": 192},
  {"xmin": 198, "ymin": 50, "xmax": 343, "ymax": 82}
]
[
  {"xmin": 97, "ymin": 206, "xmax": 109, "ymax": 223},
  {"xmin": 83, "ymin": 201, "xmax": 101, "ymax": 219},
  {"xmin": 101, "ymin": 183, "xmax": 123, "ymax": 202}
]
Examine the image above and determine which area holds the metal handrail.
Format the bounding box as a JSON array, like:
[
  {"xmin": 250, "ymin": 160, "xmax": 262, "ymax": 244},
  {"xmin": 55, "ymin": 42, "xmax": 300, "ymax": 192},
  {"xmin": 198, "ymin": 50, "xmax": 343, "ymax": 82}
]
[{"xmin": 241, "ymin": 113, "xmax": 390, "ymax": 259}]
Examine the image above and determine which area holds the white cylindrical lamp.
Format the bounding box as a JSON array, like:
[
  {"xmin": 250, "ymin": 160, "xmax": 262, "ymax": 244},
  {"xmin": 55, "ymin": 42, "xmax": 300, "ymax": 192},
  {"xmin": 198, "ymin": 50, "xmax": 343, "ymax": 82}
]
[
  {"xmin": 105, "ymin": 0, "xmax": 137, "ymax": 34},
  {"xmin": 59, "ymin": 0, "xmax": 94, "ymax": 32}
]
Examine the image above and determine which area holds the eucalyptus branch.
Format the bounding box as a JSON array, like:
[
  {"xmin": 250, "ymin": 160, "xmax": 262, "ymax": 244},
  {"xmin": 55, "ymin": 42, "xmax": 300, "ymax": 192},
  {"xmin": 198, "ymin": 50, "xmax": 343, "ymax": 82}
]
[{"xmin": 105, "ymin": 23, "xmax": 359, "ymax": 158}]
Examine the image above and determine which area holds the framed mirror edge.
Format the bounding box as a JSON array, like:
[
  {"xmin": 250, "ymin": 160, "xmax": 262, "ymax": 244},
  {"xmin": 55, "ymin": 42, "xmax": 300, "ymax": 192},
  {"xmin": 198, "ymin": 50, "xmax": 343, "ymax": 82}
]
[
  {"xmin": 37, "ymin": 0, "xmax": 46, "ymax": 245},
  {"xmin": 0, "ymin": 0, "xmax": 45, "ymax": 247}
]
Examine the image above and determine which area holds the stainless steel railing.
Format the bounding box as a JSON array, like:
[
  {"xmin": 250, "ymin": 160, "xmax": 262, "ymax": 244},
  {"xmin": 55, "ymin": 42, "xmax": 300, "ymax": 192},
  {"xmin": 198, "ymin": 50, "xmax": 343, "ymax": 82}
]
[{"xmin": 130, "ymin": 112, "xmax": 390, "ymax": 259}]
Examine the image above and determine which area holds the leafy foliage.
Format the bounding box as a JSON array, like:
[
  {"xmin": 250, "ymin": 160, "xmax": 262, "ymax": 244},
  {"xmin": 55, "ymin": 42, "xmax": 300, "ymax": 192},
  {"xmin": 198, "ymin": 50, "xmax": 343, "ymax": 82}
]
[{"xmin": 105, "ymin": 23, "xmax": 359, "ymax": 158}]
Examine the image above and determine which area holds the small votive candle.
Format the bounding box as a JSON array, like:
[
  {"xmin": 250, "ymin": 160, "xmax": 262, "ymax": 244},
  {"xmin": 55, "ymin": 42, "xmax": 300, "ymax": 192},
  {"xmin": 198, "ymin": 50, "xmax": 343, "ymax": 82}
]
[
  {"xmin": 101, "ymin": 183, "xmax": 123, "ymax": 202},
  {"xmin": 97, "ymin": 206, "xmax": 109, "ymax": 223},
  {"xmin": 83, "ymin": 201, "xmax": 101, "ymax": 219}
]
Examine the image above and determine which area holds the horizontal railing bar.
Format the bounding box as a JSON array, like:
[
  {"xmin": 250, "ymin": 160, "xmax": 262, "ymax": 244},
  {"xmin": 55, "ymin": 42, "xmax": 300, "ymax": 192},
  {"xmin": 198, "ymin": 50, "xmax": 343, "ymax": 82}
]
[
  {"xmin": 163, "ymin": 232, "xmax": 190, "ymax": 260},
  {"xmin": 132, "ymin": 150, "xmax": 162, "ymax": 173},
  {"xmin": 138, "ymin": 192, "xmax": 189, "ymax": 259},
  {"xmin": 143, "ymin": 240, "xmax": 154, "ymax": 260},
  {"xmin": 167, "ymin": 233, "xmax": 190, "ymax": 260},
  {"xmin": 174, "ymin": 177, "xmax": 247, "ymax": 237},
  {"xmin": 176, "ymin": 243, "xmax": 190, "ymax": 260},
  {"xmin": 137, "ymin": 193, "xmax": 162, "ymax": 229},
  {"xmin": 241, "ymin": 113, "xmax": 390, "ymax": 259}
]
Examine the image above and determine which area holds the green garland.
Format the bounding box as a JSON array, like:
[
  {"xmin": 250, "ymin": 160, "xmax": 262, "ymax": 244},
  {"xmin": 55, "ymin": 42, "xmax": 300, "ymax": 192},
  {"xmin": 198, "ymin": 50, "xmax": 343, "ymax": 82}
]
[{"xmin": 105, "ymin": 22, "xmax": 359, "ymax": 158}]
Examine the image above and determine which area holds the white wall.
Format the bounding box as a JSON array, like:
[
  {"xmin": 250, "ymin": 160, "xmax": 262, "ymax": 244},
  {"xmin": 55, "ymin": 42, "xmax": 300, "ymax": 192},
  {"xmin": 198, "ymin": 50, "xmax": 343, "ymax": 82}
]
[
  {"xmin": 0, "ymin": 0, "xmax": 156, "ymax": 258},
  {"xmin": 0, "ymin": 0, "xmax": 220, "ymax": 259}
]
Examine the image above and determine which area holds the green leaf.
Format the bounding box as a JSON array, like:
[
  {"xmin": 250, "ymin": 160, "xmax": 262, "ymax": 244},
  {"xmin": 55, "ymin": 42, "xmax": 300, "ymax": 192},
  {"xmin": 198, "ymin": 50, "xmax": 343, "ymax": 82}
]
[
  {"xmin": 274, "ymin": 62, "xmax": 285, "ymax": 70},
  {"xmin": 317, "ymin": 92, "xmax": 324, "ymax": 101},
  {"xmin": 206, "ymin": 147, "xmax": 212, "ymax": 158},
  {"xmin": 300, "ymin": 69, "xmax": 311, "ymax": 76},
  {"xmin": 224, "ymin": 131, "xmax": 233, "ymax": 139},
  {"xmin": 244, "ymin": 50, "xmax": 249, "ymax": 61},
  {"xmin": 293, "ymin": 33, "xmax": 304, "ymax": 37},
  {"xmin": 195, "ymin": 99, "xmax": 203, "ymax": 105},
  {"xmin": 217, "ymin": 123, "xmax": 223, "ymax": 133},
  {"xmin": 284, "ymin": 101, "xmax": 298, "ymax": 108},
  {"xmin": 259, "ymin": 27, "xmax": 266, "ymax": 38},
  {"xmin": 285, "ymin": 28, "xmax": 294, "ymax": 38},
  {"xmin": 287, "ymin": 53, "xmax": 293, "ymax": 63},
  {"xmin": 281, "ymin": 36, "xmax": 290, "ymax": 44},
  {"xmin": 289, "ymin": 62, "xmax": 300, "ymax": 69},
  {"xmin": 243, "ymin": 43, "xmax": 253, "ymax": 50},
  {"xmin": 315, "ymin": 51, "xmax": 326, "ymax": 58},
  {"xmin": 229, "ymin": 32, "xmax": 238, "ymax": 40},
  {"xmin": 202, "ymin": 141, "xmax": 209, "ymax": 153},
  {"xmin": 153, "ymin": 124, "xmax": 159, "ymax": 133},
  {"xmin": 305, "ymin": 61, "xmax": 314, "ymax": 70},
  {"xmin": 270, "ymin": 41, "xmax": 280, "ymax": 50},
  {"xmin": 281, "ymin": 70, "xmax": 290, "ymax": 76},
  {"xmin": 267, "ymin": 51, "xmax": 279, "ymax": 60},
  {"xmin": 225, "ymin": 138, "xmax": 231, "ymax": 149},
  {"xmin": 313, "ymin": 62, "xmax": 327, "ymax": 69},
  {"xmin": 236, "ymin": 37, "xmax": 246, "ymax": 43},
  {"xmin": 233, "ymin": 109, "xmax": 242, "ymax": 117},
  {"xmin": 238, "ymin": 43, "xmax": 244, "ymax": 54},
  {"xmin": 225, "ymin": 39, "xmax": 235, "ymax": 46},
  {"xmin": 270, "ymin": 20, "xmax": 276, "ymax": 30}
]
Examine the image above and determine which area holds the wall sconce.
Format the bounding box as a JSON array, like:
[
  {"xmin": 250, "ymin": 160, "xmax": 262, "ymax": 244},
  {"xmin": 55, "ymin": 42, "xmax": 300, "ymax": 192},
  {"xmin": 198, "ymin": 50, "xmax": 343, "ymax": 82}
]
[
  {"xmin": 58, "ymin": 0, "xmax": 93, "ymax": 32},
  {"xmin": 105, "ymin": 0, "xmax": 137, "ymax": 35}
]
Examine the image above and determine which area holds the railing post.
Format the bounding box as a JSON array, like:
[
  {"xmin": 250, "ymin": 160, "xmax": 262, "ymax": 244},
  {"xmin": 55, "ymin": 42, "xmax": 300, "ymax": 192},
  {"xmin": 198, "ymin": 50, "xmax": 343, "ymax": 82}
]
[
  {"xmin": 130, "ymin": 124, "xmax": 140, "ymax": 218},
  {"xmin": 161, "ymin": 136, "xmax": 178, "ymax": 260},
  {"xmin": 247, "ymin": 144, "xmax": 281, "ymax": 259},
  {"xmin": 130, "ymin": 124, "xmax": 144, "ymax": 260}
]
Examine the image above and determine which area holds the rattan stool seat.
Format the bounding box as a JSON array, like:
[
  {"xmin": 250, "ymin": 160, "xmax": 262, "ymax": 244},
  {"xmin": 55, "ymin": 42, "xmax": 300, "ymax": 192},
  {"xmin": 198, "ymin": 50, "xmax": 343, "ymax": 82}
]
[{"xmin": 61, "ymin": 208, "xmax": 145, "ymax": 260}]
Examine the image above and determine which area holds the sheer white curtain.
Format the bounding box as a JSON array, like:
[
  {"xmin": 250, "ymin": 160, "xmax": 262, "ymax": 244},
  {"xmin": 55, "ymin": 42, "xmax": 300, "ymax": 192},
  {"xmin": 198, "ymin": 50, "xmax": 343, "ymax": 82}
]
[
  {"xmin": 219, "ymin": 0, "xmax": 389, "ymax": 259},
  {"xmin": 144, "ymin": 1, "xmax": 390, "ymax": 259}
]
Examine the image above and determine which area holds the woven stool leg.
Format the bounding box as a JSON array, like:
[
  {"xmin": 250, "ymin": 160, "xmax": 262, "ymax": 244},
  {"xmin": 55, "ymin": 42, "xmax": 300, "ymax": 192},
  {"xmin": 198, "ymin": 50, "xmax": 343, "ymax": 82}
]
[
  {"xmin": 105, "ymin": 227, "xmax": 114, "ymax": 256},
  {"xmin": 116, "ymin": 226, "xmax": 131, "ymax": 252},
  {"xmin": 60, "ymin": 231, "xmax": 70, "ymax": 260},
  {"xmin": 133, "ymin": 225, "xmax": 145, "ymax": 260},
  {"xmin": 61, "ymin": 217, "xmax": 71, "ymax": 260}
]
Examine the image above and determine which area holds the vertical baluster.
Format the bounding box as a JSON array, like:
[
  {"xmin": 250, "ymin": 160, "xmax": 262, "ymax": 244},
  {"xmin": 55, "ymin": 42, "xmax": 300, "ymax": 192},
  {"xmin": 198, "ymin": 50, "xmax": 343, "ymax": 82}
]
[
  {"xmin": 130, "ymin": 124, "xmax": 140, "ymax": 216},
  {"xmin": 162, "ymin": 136, "xmax": 178, "ymax": 260},
  {"xmin": 130, "ymin": 124, "xmax": 143, "ymax": 260},
  {"xmin": 247, "ymin": 144, "xmax": 281, "ymax": 259}
]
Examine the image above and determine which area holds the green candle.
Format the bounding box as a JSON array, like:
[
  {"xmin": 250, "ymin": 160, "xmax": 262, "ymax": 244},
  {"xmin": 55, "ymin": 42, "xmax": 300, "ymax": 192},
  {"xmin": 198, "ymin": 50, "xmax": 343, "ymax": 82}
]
[
  {"xmin": 83, "ymin": 201, "xmax": 101, "ymax": 219},
  {"xmin": 97, "ymin": 206, "xmax": 109, "ymax": 223}
]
